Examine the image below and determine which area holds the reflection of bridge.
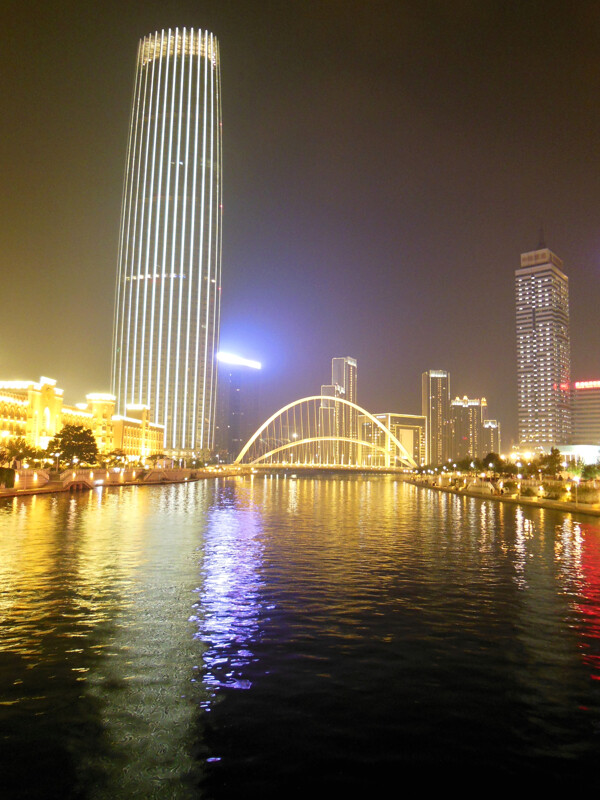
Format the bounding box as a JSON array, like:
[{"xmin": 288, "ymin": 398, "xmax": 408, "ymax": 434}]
[{"xmin": 235, "ymin": 396, "xmax": 417, "ymax": 469}]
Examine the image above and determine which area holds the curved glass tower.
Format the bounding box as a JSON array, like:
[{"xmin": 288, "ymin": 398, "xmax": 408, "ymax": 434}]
[{"xmin": 111, "ymin": 28, "xmax": 222, "ymax": 454}]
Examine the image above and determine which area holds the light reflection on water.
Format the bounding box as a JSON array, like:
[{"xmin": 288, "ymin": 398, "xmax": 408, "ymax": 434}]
[
  {"xmin": 1, "ymin": 476, "xmax": 600, "ymax": 795},
  {"xmin": 192, "ymin": 482, "xmax": 265, "ymax": 699}
]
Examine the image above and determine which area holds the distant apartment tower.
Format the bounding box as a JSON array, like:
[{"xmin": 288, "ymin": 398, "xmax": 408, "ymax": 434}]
[
  {"xmin": 111, "ymin": 29, "xmax": 223, "ymax": 455},
  {"xmin": 572, "ymin": 381, "xmax": 600, "ymax": 445},
  {"xmin": 450, "ymin": 396, "xmax": 487, "ymax": 460},
  {"xmin": 422, "ymin": 370, "xmax": 450, "ymax": 465},
  {"xmin": 516, "ymin": 248, "xmax": 571, "ymax": 448},
  {"xmin": 482, "ymin": 419, "xmax": 501, "ymax": 455}
]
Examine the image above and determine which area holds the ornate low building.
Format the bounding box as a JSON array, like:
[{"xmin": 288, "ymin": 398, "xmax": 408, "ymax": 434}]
[{"xmin": 0, "ymin": 377, "xmax": 163, "ymax": 460}]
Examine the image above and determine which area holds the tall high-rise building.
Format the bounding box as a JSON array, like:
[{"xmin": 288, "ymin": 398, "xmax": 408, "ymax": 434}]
[
  {"xmin": 422, "ymin": 370, "xmax": 450, "ymax": 465},
  {"xmin": 450, "ymin": 396, "xmax": 487, "ymax": 460},
  {"xmin": 111, "ymin": 28, "xmax": 222, "ymax": 454},
  {"xmin": 214, "ymin": 352, "xmax": 261, "ymax": 460},
  {"xmin": 332, "ymin": 356, "xmax": 358, "ymax": 440},
  {"xmin": 482, "ymin": 419, "xmax": 501, "ymax": 455},
  {"xmin": 516, "ymin": 248, "xmax": 571, "ymax": 448},
  {"xmin": 318, "ymin": 358, "xmax": 357, "ymax": 464}
]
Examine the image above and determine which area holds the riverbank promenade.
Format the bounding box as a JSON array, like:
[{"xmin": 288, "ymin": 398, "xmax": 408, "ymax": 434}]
[
  {"xmin": 0, "ymin": 465, "xmax": 245, "ymax": 498},
  {"xmin": 405, "ymin": 474, "xmax": 600, "ymax": 517}
]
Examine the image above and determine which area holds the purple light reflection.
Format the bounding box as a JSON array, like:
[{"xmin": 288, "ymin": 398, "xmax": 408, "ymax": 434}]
[{"xmin": 191, "ymin": 498, "xmax": 266, "ymax": 702}]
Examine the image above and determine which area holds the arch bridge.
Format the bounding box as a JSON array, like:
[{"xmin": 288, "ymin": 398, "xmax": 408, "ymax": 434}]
[{"xmin": 235, "ymin": 396, "xmax": 417, "ymax": 469}]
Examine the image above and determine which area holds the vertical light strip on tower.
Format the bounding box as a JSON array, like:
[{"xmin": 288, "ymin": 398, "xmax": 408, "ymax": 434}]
[
  {"xmin": 111, "ymin": 28, "xmax": 223, "ymax": 454},
  {"xmin": 192, "ymin": 33, "xmax": 209, "ymax": 449}
]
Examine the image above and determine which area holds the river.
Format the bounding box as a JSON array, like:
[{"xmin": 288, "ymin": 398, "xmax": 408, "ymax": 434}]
[{"xmin": 1, "ymin": 475, "xmax": 599, "ymax": 796}]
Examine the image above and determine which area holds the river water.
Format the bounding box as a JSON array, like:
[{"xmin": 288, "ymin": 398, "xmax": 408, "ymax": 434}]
[{"xmin": 1, "ymin": 475, "xmax": 599, "ymax": 796}]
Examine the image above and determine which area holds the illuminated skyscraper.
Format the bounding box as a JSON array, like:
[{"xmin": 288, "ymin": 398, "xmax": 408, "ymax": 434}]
[
  {"xmin": 331, "ymin": 357, "xmax": 357, "ymax": 416},
  {"xmin": 516, "ymin": 248, "xmax": 570, "ymax": 447},
  {"xmin": 111, "ymin": 28, "xmax": 222, "ymax": 454},
  {"xmin": 422, "ymin": 370, "xmax": 450, "ymax": 465},
  {"xmin": 450, "ymin": 395, "xmax": 486, "ymax": 460},
  {"xmin": 319, "ymin": 357, "xmax": 357, "ymax": 464}
]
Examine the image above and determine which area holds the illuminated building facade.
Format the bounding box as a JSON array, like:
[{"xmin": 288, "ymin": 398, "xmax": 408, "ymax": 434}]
[
  {"xmin": 320, "ymin": 357, "xmax": 357, "ymax": 464},
  {"xmin": 111, "ymin": 405, "xmax": 165, "ymax": 458},
  {"xmin": 111, "ymin": 28, "xmax": 222, "ymax": 455},
  {"xmin": 422, "ymin": 370, "xmax": 450, "ymax": 465},
  {"xmin": 482, "ymin": 419, "xmax": 501, "ymax": 455},
  {"xmin": 572, "ymin": 381, "xmax": 600, "ymax": 445},
  {"xmin": 331, "ymin": 357, "xmax": 358, "ymax": 431},
  {"xmin": 516, "ymin": 248, "xmax": 571, "ymax": 447},
  {"xmin": 0, "ymin": 378, "xmax": 63, "ymax": 448},
  {"xmin": 450, "ymin": 396, "xmax": 487, "ymax": 460},
  {"xmin": 0, "ymin": 377, "xmax": 163, "ymax": 460},
  {"xmin": 359, "ymin": 413, "xmax": 427, "ymax": 466}
]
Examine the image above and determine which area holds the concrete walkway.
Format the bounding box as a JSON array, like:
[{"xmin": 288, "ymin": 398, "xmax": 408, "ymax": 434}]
[
  {"xmin": 0, "ymin": 467, "xmax": 244, "ymax": 500},
  {"xmin": 404, "ymin": 478, "xmax": 600, "ymax": 517}
]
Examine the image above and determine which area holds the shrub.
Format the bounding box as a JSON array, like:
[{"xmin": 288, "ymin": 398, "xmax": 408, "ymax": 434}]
[
  {"xmin": 0, "ymin": 467, "xmax": 15, "ymax": 488},
  {"xmin": 576, "ymin": 487, "xmax": 600, "ymax": 504}
]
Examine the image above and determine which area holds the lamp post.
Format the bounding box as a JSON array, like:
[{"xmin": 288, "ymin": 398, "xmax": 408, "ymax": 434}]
[{"xmin": 574, "ymin": 475, "xmax": 580, "ymax": 506}]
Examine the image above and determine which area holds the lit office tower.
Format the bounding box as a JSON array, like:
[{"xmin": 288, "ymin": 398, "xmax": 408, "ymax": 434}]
[
  {"xmin": 111, "ymin": 29, "xmax": 222, "ymax": 454},
  {"xmin": 450, "ymin": 396, "xmax": 486, "ymax": 460},
  {"xmin": 422, "ymin": 370, "xmax": 450, "ymax": 465},
  {"xmin": 320, "ymin": 357, "xmax": 357, "ymax": 464},
  {"xmin": 332, "ymin": 356, "xmax": 358, "ymax": 447},
  {"xmin": 516, "ymin": 248, "xmax": 571, "ymax": 448}
]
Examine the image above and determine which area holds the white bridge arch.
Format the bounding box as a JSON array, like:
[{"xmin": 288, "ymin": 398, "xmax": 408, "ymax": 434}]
[{"xmin": 234, "ymin": 396, "xmax": 417, "ymax": 469}]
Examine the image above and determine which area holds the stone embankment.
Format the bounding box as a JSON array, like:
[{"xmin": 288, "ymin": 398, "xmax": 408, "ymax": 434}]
[
  {"xmin": 0, "ymin": 465, "xmax": 245, "ymax": 499},
  {"xmin": 404, "ymin": 475, "xmax": 600, "ymax": 517}
]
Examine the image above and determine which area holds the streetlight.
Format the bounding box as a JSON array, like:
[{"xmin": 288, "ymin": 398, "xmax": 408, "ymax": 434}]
[{"xmin": 574, "ymin": 475, "xmax": 580, "ymax": 506}]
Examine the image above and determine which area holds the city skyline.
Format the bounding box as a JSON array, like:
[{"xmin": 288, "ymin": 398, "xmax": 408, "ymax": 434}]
[
  {"xmin": 2, "ymin": 3, "xmax": 600, "ymax": 448},
  {"xmin": 111, "ymin": 28, "xmax": 222, "ymax": 453}
]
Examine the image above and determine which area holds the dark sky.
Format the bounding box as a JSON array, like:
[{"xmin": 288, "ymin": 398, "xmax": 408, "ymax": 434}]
[{"xmin": 2, "ymin": 1, "xmax": 600, "ymax": 447}]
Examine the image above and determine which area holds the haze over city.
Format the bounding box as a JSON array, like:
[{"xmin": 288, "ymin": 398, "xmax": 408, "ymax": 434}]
[{"xmin": 3, "ymin": 1, "xmax": 600, "ymax": 447}]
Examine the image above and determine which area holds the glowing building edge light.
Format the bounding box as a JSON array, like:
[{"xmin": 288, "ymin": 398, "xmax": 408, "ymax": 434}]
[
  {"xmin": 217, "ymin": 352, "xmax": 261, "ymax": 370},
  {"xmin": 574, "ymin": 380, "xmax": 600, "ymax": 390}
]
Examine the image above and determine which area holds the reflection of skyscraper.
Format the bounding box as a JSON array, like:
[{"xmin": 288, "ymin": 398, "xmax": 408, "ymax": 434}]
[
  {"xmin": 422, "ymin": 370, "xmax": 450, "ymax": 465},
  {"xmin": 516, "ymin": 248, "xmax": 571, "ymax": 447},
  {"xmin": 111, "ymin": 28, "xmax": 222, "ymax": 454}
]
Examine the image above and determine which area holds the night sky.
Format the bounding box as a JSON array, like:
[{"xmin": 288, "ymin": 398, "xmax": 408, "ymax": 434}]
[{"xmin": 3, "ymin": 1, "xmax": 600, "ymax": 447}]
